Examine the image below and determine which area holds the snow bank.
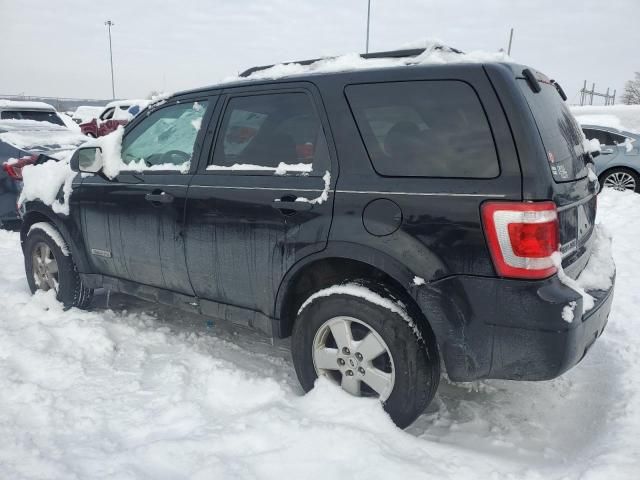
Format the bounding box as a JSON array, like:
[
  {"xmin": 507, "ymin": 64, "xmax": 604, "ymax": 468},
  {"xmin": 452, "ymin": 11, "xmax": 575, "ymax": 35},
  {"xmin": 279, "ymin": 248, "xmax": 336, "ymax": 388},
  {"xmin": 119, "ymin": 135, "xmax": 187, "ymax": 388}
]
[
  {"xmin": 229, "ymin": 42, "xmax": 510, "ymax": 83},
  {"xmin": 571, "ymin": 105, "xmax": 640, "ymax": 133}
]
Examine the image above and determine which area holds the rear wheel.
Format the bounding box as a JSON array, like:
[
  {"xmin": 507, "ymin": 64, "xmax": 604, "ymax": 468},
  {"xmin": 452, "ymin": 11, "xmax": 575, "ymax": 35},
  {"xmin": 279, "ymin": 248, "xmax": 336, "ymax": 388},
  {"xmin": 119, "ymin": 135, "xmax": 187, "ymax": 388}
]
[
  {"xmin": 24, "ymin": 224, "xmax": 93, "ymax": 308},
  {"xmin": 291, "ymin": 283, "xmax": 440, "ymax": 428},
  {"xmin": 601, "ymin": 168, "xmax": 639, "ymax": 193}
]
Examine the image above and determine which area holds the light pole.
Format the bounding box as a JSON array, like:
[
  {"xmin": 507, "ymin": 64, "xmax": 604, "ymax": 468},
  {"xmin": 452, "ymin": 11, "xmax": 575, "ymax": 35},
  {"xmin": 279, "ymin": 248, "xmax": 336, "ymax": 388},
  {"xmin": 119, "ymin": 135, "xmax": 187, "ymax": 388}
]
[
  {"xmin": 105, "ymin": 20, "xmax": 115, "ymax": 99},
  {"xmin": 365, "ymin": 0, "xmax": 371, "ymax": 54}
]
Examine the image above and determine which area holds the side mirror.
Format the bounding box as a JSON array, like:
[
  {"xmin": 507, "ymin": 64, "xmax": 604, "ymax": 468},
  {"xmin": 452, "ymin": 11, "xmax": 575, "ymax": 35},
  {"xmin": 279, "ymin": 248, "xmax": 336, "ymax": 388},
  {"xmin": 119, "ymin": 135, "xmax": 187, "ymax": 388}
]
[
  {"xmin": 70, "ymin": 146, "xmax": 103, "ymax": 174},
  {"xmin": 591, "ymin": 150, "xmax": 600, "ymax": 159}
]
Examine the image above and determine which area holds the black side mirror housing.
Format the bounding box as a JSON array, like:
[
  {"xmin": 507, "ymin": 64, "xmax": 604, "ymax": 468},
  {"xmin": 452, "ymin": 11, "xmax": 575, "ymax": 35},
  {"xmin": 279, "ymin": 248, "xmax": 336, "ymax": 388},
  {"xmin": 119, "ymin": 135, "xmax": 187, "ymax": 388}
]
[{"xmin": 70, "ymin": 146, "xmax": 104, "ymax": 174}]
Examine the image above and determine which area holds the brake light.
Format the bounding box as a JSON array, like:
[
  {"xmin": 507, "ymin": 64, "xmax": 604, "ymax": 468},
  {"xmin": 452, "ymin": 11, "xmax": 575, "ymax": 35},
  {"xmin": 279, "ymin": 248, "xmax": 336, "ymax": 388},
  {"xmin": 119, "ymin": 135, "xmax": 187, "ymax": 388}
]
[
  {"xmin": 2, "ymin": 155, "xmax": 38, "ymax": 181},
  {"xmin": 481, "ymin": 201, "xmax": 559, "ymax": 279}
]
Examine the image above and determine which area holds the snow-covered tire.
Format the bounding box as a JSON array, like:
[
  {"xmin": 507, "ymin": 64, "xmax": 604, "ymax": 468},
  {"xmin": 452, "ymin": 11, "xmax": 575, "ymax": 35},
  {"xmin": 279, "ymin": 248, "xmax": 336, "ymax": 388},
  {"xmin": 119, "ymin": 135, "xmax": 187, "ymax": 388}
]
[
  {"xmin": 291, "ymin": 282, "xmax": 440, "ymax": 428},
  {"xmin": 24, "ymin": 223, "xmax": 93, "ymax": 309}
]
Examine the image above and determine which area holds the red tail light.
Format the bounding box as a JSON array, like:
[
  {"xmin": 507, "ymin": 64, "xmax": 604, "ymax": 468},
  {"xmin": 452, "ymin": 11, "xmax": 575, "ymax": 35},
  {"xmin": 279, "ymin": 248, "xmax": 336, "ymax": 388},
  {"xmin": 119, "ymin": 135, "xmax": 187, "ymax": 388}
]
[
  {"xmin": 2, "ymin": 155, "xmax": 38, "ymax": 181},
  {"xmin": 481, "ymin": 201, "xmax": 559, "ymax": 279}
]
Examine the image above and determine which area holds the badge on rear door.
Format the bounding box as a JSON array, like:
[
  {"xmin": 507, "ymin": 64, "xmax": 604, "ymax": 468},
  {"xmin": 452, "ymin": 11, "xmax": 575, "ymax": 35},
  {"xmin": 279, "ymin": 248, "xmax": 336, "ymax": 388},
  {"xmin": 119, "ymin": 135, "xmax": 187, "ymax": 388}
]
[{"xmin": 91, "ymin": 248, "xmax": 112, "ymax": 258}]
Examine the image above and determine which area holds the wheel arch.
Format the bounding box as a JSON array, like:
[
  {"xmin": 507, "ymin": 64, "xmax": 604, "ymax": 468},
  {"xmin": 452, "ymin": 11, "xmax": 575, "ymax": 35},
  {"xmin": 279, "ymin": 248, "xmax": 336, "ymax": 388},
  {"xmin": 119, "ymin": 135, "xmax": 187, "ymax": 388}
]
[
  {"xmin": 20, "ymin": 203, "xmax": 91, "ymax": 273},
  {"xmin": 598, "ymin": 164, "xmax": 640, "ymax": 182},
  {"xmin": 274, "ymin": 243, "xmax": 436, "ymax": 342}
]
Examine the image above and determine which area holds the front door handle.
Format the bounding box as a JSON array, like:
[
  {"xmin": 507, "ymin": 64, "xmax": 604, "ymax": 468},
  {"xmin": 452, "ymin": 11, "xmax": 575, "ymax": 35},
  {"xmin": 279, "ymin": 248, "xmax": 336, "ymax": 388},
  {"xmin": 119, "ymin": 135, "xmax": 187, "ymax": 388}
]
[{"xmin": 145, "ymin": 192, "xmax": 174, "ymax": 205}]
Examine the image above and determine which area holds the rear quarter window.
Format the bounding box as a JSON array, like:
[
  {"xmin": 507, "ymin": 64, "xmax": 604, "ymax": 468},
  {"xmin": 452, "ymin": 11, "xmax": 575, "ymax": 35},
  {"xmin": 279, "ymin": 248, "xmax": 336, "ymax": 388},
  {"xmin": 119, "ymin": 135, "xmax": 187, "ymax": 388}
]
[{"xmin": 345, "ymin": 80, "xmax": 499, "ymax": 178}]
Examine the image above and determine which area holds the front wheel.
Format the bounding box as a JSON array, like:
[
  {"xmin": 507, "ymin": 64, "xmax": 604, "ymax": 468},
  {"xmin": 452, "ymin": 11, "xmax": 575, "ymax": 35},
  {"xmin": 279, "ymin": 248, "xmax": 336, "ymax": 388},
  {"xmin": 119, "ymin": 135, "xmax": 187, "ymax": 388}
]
[
  {"xmin": 24, "ymin": 223, "xmax": 93, "ymax": 308},
  {"xmin": 291, "ymin": 283, "xmax": 440, "ymax": 428}
]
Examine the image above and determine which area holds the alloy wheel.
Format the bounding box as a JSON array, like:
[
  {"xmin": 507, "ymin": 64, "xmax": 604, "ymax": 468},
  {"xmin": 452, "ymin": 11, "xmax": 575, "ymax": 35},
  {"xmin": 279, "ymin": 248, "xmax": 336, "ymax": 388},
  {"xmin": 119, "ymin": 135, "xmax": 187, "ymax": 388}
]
[
  {"xmin": 31, "ymin": 241, "xmax": 59, "ymax": 292},
  {"xmin": 312, "ymin": 316, "xmax": 395, "ymax": 400},
  {"xmin": 604, "ymin": 171, "xmax": 636, "ymax": 192}
]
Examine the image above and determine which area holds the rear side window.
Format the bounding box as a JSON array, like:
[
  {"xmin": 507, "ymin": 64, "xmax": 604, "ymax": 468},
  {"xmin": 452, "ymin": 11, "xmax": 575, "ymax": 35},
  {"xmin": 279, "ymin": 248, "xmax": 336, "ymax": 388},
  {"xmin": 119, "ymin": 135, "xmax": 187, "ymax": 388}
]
[
  {"xmin": 208, "ymin": 92, "xmax": 329, "ymax": 176},
  {"xmin": 0, "ymin": 110, "xmax": 65, "ymax": 126},
  {"xmin": 518, "ymin": 81, "xmax": 587, "ymax": 182},
  {"xmin": 583, "ymin": 128, "xmax": 627, "ymax": 146},
  {"xmin": 345, "ymin": 81, "xmax": 499, "ymax": 178}
]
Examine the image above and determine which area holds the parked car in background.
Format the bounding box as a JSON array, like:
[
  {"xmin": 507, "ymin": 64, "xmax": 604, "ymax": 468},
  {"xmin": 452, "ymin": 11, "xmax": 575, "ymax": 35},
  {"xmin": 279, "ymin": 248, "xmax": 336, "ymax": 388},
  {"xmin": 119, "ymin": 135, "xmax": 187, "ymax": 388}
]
[
  {"xmin": 0, "ymin": 119, "xmax": 87, "ymax": 228},
  {"xmin": 72, "ymin": 106, "xmax": 104, "ymax": 125},
  {"xmin": 582, "ymin": 125, "xmax": 640, "ymax": 192},
  {"xmin": 80, "ymin": 99, "xmax": 150, "ymax": 138},
  {"xmin": 0, "ymin": 99, "xmax": 66, "ymax": 126},
  {"xmin": 19, "ymin": 48, "xmax": 614, "ymax": 428}
]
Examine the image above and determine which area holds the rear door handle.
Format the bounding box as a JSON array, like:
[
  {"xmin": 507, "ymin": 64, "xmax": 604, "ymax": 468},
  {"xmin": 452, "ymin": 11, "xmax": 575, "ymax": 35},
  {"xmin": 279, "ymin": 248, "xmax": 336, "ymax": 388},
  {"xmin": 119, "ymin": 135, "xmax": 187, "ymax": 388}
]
[
  {"xmin": 272, "ymin": 195, "xmax": 312, "ymax": 213},
  {"xmin": 145, "ymin": 192, "xmax": 174, "ymax": 205}
]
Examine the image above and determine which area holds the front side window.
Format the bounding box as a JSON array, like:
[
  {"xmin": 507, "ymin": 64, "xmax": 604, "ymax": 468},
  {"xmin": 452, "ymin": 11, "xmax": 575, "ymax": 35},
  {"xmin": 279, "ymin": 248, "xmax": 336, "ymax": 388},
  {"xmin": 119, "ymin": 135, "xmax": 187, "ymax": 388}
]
[
  {"xmin": 120, "ymin": 101, "xmax": 208, "ymax": 171},
  {"xmin": 346, "ymin": 81, "xmax": 499, "ymax": 178},
  {"xmin": 208, "ymin": 92, "xmax": 329, "ymax": 176}
]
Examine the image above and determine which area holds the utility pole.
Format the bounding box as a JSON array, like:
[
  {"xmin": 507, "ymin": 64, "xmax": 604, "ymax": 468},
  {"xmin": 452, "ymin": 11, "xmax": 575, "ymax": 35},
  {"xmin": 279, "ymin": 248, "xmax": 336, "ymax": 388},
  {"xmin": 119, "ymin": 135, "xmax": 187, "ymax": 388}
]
[
  {"xmin": 507, "ymin": 27, "xmax": 514, "ymax": 56},
  {"xmin": 365, "ymin": 0, "xmax": 371, "ymax": 54},
  {"xmin": 105, "ymin": 20, "xmax": 115, "ymax": 99}
]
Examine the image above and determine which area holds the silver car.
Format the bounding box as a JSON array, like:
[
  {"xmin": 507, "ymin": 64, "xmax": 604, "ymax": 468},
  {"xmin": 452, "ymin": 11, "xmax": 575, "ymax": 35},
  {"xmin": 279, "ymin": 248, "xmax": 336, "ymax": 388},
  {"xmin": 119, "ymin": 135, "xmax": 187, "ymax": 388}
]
[{"xmin": 582, "ymin": 124, "xmax": 640, "ymax": 192}]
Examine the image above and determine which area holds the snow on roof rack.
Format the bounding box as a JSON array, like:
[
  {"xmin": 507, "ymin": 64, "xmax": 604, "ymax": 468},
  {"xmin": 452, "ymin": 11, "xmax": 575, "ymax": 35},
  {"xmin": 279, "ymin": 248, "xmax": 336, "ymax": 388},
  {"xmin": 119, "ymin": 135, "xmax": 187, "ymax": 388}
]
[{"xmin": 239, "ymin": 45, "xmax": 464, "ymax": 78}]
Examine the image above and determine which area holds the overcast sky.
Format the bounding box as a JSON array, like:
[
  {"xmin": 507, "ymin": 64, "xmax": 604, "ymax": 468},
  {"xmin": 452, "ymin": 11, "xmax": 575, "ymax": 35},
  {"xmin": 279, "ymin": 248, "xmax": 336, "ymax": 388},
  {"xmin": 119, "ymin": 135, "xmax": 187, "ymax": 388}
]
[{"xmin": 1, "ymin": 0, "xmax": 638, "ymax": 105}]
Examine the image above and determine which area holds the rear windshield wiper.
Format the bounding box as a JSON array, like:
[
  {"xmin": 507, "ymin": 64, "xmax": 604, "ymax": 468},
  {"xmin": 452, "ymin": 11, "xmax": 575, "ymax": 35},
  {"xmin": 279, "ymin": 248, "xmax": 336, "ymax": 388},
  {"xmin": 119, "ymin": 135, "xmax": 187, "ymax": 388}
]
[{"xmin": 551, "ymin": 79, "xmax": 568, "ymax": 101}]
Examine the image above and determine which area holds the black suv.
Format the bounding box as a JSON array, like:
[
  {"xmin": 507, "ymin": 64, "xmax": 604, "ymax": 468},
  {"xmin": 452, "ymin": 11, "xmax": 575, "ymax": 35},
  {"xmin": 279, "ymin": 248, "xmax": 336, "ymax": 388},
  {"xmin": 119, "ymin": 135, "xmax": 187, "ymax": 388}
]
[{"xmin": 20, "ymin": 49, "xmax": 615, "ymax": 428}]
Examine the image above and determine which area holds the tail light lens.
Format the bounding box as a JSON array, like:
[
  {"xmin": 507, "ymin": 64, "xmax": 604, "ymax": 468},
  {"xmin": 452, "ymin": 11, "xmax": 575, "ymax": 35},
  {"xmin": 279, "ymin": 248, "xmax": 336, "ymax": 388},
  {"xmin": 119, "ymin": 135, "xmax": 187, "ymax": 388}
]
[
  {"xmin": 2, "ymin": 154, "xmax": 38, "ymax": 181},
  {"xmin": 481, "ymin": 201, "xmax": 559, "ymax": 279}
]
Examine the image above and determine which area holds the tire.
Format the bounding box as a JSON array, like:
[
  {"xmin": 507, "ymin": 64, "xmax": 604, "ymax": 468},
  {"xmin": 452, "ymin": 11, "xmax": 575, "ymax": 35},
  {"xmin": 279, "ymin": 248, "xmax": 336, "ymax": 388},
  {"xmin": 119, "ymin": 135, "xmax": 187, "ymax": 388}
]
[
  {"xmin": 24, "ymin": 224, "xmax": 93, "ymax": 309},
  {"xmin": 600, "ymin": 168, "xmax": 640, "ymax": 193},
  {"xmin": 291, "ymin": 283, "xmax": 440, "ymax": 428}
]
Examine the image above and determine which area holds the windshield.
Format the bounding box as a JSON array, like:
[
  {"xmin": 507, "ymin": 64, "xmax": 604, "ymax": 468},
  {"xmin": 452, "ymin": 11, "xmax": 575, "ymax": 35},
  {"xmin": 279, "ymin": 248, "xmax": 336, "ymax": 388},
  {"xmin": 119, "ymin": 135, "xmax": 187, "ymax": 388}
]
[
  {"xmin": 518, "ymin": 80, "xmax": 588, "ymax": 182},
  {"xmin": 0, "ymin": 109, "xmax": 65, "ymax": 126}
]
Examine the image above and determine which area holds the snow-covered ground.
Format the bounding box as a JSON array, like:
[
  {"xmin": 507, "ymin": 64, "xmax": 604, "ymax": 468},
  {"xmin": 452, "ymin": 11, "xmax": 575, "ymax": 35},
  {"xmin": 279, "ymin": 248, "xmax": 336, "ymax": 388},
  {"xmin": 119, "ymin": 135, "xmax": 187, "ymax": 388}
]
[{"xmin": 1, "ymin": 189, "xmax": 639, "ymax": 479}]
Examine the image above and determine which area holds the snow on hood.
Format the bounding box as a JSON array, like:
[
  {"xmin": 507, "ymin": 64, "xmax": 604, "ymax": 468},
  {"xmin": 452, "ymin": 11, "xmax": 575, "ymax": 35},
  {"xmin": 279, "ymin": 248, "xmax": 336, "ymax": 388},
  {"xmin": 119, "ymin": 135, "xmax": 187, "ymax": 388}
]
[
  {"xmin": 0, "ymin": 122, "xmax": 88, "ymax": 152},
  {"xmin": 227, "ymin": 42, "xmax": 511, "ymax": 82}
]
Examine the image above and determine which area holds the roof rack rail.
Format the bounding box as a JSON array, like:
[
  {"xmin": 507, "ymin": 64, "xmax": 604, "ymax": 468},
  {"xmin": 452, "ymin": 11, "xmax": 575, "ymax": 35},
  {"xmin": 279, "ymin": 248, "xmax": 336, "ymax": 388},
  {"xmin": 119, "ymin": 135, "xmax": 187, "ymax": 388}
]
[{"xmin": 239, "ymin": 45, "xmax": 463, "ymax": 78}]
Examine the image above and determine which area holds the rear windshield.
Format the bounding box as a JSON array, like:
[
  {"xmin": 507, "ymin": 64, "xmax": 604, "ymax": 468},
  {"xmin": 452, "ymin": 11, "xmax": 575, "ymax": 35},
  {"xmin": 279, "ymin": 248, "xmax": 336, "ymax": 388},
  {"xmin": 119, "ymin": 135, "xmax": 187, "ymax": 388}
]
[
  {"xmin": 518, "ymin": 80, "xmax": 587, "ymax": 182},
  {"xmin": 0, "ymin": 110, "xmax": 65, "ymax": 126}
]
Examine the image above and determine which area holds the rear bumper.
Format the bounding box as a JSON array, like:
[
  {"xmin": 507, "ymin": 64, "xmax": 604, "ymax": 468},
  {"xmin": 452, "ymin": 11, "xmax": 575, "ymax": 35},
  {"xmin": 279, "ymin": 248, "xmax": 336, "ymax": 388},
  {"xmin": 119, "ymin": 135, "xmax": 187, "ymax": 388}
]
[
  {"xmin": 489, "ymin": 277, "xmax": 613, "ymax": 380},
  {"xmin": 418, "ymin": 271, "xmax": 615, "ymax": 381}
]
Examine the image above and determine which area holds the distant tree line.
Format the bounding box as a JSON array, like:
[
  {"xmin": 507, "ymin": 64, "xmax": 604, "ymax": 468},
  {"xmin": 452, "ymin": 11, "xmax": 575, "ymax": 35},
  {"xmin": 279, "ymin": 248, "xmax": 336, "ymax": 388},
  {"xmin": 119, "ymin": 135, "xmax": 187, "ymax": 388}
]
[{"xmin": 622, "ymin": 72, "xmax": 640, "ymax": 105}]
